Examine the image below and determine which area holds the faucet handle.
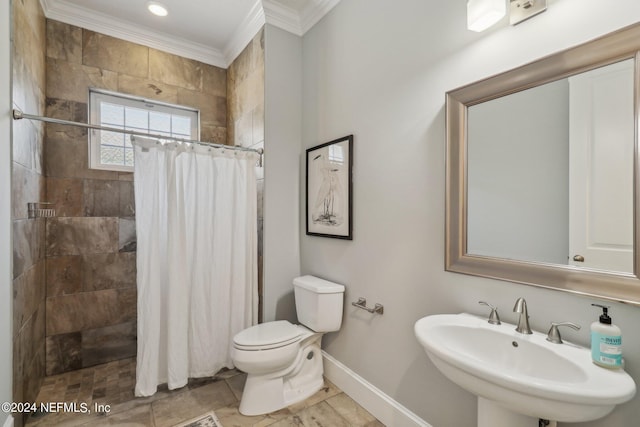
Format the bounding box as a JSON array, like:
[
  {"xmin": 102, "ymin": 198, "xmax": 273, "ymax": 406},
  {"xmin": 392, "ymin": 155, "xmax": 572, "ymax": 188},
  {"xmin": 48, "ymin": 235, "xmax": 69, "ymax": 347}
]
[
  {"xmin": 546, "ymin": 322, "xmax": 581, "ymax": 344},
  {"xmin": 478, "ymin": 301, "xmax": 501, "ymax": 325}
]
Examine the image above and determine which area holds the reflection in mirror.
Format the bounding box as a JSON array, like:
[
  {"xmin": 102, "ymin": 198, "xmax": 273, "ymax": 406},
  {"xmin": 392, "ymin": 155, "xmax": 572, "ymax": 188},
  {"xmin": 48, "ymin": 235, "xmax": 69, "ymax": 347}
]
[{"xmin": 466, "ymin": 59, "xmax": 634, "ymax": 274}]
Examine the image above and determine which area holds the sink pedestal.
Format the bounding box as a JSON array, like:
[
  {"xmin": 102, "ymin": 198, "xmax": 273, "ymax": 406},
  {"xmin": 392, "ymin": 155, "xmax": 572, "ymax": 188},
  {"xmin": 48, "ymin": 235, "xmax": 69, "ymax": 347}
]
[{"xmin": 478, "ymin": 398, "xmax": 557, "ymax": 427}]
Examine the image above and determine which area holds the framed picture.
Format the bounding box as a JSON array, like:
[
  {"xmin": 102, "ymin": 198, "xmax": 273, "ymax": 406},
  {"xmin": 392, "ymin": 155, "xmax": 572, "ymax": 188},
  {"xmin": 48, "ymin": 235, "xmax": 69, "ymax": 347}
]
[{"xmin": 306, "ymin": 135, "xmax": 353, "ymax": 240}]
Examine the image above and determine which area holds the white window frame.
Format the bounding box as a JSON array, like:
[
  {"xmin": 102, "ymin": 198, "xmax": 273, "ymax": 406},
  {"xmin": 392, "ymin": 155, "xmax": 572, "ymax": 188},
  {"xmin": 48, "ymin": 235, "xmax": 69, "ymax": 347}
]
[{"xmin": 88, "ymin": 88, "xmax": 200, "ymax": 172}]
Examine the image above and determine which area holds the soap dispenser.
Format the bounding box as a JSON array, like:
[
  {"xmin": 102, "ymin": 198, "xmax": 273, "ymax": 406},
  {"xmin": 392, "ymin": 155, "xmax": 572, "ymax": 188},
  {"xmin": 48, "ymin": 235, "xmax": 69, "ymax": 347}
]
[{"xmin": 590, "ymin": 304, "xmax": 622, "ymax": 369}]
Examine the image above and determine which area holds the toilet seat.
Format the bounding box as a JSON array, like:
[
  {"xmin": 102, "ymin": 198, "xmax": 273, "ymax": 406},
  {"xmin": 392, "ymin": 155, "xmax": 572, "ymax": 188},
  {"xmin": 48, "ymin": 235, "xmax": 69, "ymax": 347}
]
[{"xmin": 233, "ymin": 320, "xmax": 302, "ymax": 351}]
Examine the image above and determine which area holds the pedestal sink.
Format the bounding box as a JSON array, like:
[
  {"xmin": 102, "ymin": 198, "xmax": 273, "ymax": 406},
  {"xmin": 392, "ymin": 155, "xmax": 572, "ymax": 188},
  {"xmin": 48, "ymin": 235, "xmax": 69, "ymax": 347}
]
[{"xmin": 414, "ymin": 313, "xmax": 636, "ymax": 426}]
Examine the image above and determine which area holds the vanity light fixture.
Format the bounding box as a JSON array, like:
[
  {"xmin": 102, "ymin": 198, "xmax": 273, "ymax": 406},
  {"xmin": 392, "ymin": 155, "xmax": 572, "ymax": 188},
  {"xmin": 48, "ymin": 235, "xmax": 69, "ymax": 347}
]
[
  {"xmin": 467, "ymin": 0, "xmax": 506, "ymax": 32},
  {"xmin": 147, "ymin": 1, "xmax": 168, "ymax": 17},
  {"xmin": 467, "ymin": 0, "xmax": 548, "ymax": 32}
]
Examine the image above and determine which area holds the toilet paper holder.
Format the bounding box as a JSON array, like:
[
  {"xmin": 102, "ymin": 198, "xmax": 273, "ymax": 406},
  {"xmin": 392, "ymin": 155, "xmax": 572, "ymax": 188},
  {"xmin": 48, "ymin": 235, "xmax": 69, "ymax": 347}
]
[{"xmin": 351, "ymin": 297, "xmax": 384, "ymax": 315}]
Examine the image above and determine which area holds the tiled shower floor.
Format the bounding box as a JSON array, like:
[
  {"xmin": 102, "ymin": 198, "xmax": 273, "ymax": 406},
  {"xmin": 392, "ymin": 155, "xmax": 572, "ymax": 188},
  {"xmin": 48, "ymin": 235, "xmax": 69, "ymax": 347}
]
[{"xmin": 26, "ymin": 358, "xmax": 384, "ymax": 426}]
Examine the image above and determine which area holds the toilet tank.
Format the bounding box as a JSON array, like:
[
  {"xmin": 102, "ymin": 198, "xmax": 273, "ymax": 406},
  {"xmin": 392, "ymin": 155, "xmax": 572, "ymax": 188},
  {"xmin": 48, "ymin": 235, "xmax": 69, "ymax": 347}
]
[{"xmin": 293, "ymin": 275, "xmax": 345, "ymax": 332}]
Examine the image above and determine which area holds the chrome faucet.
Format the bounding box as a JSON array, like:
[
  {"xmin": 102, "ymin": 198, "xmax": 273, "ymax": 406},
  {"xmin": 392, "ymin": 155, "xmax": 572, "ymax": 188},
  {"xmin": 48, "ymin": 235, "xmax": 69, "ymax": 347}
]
[{"xmin": 513, "ymin": 298, "xmax": 532, "ymax": 334}]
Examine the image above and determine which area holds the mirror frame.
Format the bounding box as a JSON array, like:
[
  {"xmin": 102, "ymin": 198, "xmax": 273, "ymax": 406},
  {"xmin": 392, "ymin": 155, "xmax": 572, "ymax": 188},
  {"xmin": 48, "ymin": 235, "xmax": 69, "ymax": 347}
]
[{"xmin": 446, "ymin": 23, "xmax": 640, "ymax": 306}]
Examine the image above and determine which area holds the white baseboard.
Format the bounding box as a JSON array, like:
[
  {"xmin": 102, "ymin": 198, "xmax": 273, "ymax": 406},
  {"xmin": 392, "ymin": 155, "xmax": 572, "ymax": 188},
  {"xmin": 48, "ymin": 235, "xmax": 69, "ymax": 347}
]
[
  {"xmin": 2, "ymin": 414, "xmax": 13, "ymax": 427},
  {"xmin": 322, "ymin": 351, "xmax": 432, "ymax": 427}
]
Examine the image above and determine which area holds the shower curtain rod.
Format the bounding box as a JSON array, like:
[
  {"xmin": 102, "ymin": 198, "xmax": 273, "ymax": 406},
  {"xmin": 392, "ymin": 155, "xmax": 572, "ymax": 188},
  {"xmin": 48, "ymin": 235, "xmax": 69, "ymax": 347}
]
[{"xmin": 11, "ymin": 109, "xmax": 264, "ymax": 155}]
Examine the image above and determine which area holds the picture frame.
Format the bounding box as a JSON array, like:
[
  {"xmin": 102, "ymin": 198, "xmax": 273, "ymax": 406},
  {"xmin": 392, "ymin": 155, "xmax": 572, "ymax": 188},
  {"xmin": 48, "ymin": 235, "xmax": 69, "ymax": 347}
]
[{"xmin": 306, "ymin": 135, "xmax": 353, "ymax": 240}]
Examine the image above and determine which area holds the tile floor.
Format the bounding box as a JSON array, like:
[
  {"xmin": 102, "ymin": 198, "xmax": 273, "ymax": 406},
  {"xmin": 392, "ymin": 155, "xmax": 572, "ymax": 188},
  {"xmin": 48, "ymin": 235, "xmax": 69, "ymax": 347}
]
[{"xmin": 26, "ymin": 358, "xmax": 384, "ymax": 426}]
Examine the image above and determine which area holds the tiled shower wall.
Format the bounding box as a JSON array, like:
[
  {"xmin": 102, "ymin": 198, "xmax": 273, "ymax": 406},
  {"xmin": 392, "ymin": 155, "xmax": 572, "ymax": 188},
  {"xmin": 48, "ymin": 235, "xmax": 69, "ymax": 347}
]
[
  {"xmin": 227, "ymin": 28, "xmax": 265, "ymax": 321},
  {"xmin": 12, "ymin": 1, "xmax": 47, "ymax": 423},
  {"xmin": 43, "ymin": 20, "xmax": 228, "ymax": 375}
]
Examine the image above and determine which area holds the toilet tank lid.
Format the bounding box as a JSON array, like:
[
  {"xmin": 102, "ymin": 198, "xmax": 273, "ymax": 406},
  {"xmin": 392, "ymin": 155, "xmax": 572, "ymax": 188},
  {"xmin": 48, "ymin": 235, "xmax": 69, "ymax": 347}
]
[{"xmin": 293, "ymin": 275, "xmax": 345, "ymax": 293}]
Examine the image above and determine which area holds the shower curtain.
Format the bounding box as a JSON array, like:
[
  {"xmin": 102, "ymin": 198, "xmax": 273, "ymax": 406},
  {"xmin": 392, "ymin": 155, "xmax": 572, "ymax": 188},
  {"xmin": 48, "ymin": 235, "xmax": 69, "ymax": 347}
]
[{"xmin": 132, "ymin": 136, "xmax": 258, "ymax": 397}]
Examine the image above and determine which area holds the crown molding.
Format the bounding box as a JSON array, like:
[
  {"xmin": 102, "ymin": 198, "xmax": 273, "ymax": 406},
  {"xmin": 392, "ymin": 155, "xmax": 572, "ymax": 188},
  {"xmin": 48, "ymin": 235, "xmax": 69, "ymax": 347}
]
[
  {"xmin": 299, "ymin": 0, "xmax": 341, "ymax": 34},
  {"xmin": 262, "ymin": 0, "xmax": 304, "ymax": 36},
  {"xmin": 39, "ymin": 0, "xmax": 228, "ymax": 67},
  {"xmin": 39, "ymin": 0, "xmax": 341, "ymax": 67},
  {"xmin": 224, "ymin": 0, "xmax": 266, "ymax": 65}
]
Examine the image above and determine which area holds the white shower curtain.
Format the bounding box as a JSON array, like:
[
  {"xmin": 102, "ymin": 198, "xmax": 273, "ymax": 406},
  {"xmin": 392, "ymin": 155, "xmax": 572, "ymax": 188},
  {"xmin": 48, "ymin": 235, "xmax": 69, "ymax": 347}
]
[{"xmin": 132, "ymin": 136, "xmax": 258, "ymax": 397}]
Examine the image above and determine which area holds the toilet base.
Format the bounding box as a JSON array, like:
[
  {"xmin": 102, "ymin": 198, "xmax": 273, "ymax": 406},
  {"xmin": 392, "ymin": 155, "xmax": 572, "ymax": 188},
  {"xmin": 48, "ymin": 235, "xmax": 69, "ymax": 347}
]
[{"xmin": 238, "ymin": 338, "xmax": 324, "ymax": 416}]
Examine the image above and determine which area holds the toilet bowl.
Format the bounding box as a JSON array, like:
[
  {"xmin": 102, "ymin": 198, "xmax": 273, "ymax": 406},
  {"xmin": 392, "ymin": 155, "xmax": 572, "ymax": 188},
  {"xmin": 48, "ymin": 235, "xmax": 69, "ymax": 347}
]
[{"xmin": 231, "ymin": 275, "xmax": 345, "ymax": 416}]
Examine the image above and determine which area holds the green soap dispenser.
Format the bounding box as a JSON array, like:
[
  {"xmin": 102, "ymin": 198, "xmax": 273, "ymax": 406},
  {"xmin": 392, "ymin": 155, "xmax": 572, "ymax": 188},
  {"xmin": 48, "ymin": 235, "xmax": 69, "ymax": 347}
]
[{"xmin": 591, "ymin": 304, "xmax": 622, "ymax": 369}]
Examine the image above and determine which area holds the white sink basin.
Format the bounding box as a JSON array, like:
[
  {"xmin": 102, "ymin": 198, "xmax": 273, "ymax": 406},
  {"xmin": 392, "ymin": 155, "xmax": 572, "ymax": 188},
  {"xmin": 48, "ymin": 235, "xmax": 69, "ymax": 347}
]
[{"xmin": 415, "ymin": 313, "xmax": 636, "ymax": 423}]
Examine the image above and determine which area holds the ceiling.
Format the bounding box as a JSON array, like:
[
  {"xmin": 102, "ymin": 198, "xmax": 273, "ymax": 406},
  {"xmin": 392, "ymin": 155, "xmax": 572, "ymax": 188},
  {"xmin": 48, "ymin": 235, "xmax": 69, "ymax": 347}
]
[{"xmin": 40, "ymin": 0, "xmax": 341, "ymax": 68}]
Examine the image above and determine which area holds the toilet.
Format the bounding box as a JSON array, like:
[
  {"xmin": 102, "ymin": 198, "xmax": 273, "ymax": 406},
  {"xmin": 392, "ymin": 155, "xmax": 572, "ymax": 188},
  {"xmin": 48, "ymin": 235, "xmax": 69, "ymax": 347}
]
[{"xmin": 231, "ymin": 275, "xmax": 345, "ymax": 416}]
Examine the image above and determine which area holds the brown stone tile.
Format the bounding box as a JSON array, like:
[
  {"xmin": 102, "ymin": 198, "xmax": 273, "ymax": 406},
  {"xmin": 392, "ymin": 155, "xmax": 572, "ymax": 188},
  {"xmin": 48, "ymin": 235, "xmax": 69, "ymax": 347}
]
[
  {"xmin": 46, "ymin": 332, "xmax": 82, "ymax": 375},
  {"xmin": 215, "ymin": 405, "xmax": 291, "ymax": 427},
  {"xmin": 83, "ymin": 30, "xmax": 149, "ymax": 78},
  {"xmin": 83, "ymin": 252, "xmax": 136, "ymax": 291},
  {"xmin": 118, "ymin": 218, "xmax": 136, "ymax": 252},
  {"xmin": 233, "ymin": 113, "xmax": 252, "ymax": 147},
  {"xmin": 151, "ymin": 381, "xmax": 236, "ymax": 427},
  {"xmin": 12, "ymin": 162, "xmax": 46, "ymax": 220},
  {"xmin": 177, "ymin": 89, "xmax": 226, "ymax": 127},
  {"xmin": 80, "ymin": 403, "xmax": 153, "ymax": 426},
  {"xmin": 45, "ymin": 132, "xmax": 119, "ymax": 181},
  {"xmin": 46, "ymin": 20, "xmax": 82, "ymax": 63},
  {"xmin": 13, "ymin": 0, "xmax": 46, "ymax": 101},
  {"xmin": 46, "ymin": 57, "xmax": 118, "ymax": 103},
  {"xmin": 46, "ymin": 255, "xmax": 83, "ymax": 297},
  {"xmin": 224, "ymin": 372, "xmax": 246, "ymax": 401},
  {"xmin": 326, "ymin": 393, "xmax": 380, "ymax": 426},
  {"xmin": 149, "ymin": 48, "xmax": 202, "ymax": 91},
  {"xmin": 13, "ymin": 261, "xmax": 46, "ymax": 336},
  {"xmin": 81, "ymin": 321, "xmax": 137, "ymax": 368},
  {"xmin": 252, "ymin": 103, "xmax": 264, "ymax": 145},
  {"xmin": 15, "ymin": 302, "xmax": 46, "ymax": 403},
  {"xmin": 286, "ymin": 379, "xmax": 341, "ymax": 414},
  {"xmin": 200, "ymin": 124, "xmax": 227, "ymax": 145},
  {"xmin": 118, "ymin": 172, "xmax": 134, "ymax": 182},
  {"xmin": 13, "ymin": 218, "xmax": 46, "ymax": 279},
  {"xmin": 118, "ymin": 181, "xmax": 135, "ymax": 217},
  {"xmin": 46, "ymin": 217, "xmax": 119, "ymax": 257},
  {"xmin": 117, "ymin": 74, "xmax": 178, "ymax": 104},
  {"xmin": 45, "ymin": 97, "xmax": 88, "ymax": 122},
  {"xmin": 46, "ymin": 288, "xmax": 137, "ymax": 335},
  {"xmin": 12, "ymin": 114, "xmax": 41, "ymax": 170},
  {"xmin": 202, "ymin": 63, "xmax": 226, "ymax": 97},
  {"xmin": 46, "ymin": 178, "xmax": 84, "ymax": 217},
  {"xmin": 273, "ymin": 401, "xmax": 351, "ymax": 427},
  {"xmin": 24, "ymin": 346, "xmax": 46, "ymax": 406},
  {"xmin": 83, "ymin": 180, "xmax": 120, "ymax": 217}
]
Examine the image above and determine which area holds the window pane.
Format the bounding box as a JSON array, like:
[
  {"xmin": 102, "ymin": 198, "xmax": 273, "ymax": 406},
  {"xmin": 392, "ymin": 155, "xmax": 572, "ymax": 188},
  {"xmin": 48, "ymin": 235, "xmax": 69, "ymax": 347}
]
[
  {"xmin": 90, "ymin": 90, "xmax": 199, "ymax": 171},
  {"xmin": 125, "ymin": 148, "xmax": 134, "ymax": 166},
  {"xmin": 101, "ymin": 102, "xmax": 124, "ymax": 126},
  {"xmin": 101, "ymin": 130, "xmax": 125, "ymax": 147},
  {"xmin": 172, "ymin": 115, "xmax": 192, "ymax": 136},
  {"xmin": 101, "ymin": 146, "xmax": 125, "ymax": 165},
  {"xmin": 125, "ymin": 107, "xmax": 148, "ymax": 130},
  {"xmin": 150, "ymin": 111, "xmax": 171, "ymax": 133}
]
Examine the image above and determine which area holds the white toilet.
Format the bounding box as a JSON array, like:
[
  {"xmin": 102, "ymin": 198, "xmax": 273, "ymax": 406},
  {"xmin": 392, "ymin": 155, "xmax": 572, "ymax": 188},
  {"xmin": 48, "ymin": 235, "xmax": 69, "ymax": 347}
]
[{"xmin": 231, "ymin": 275, "xmax": 345, "ymax": 416}]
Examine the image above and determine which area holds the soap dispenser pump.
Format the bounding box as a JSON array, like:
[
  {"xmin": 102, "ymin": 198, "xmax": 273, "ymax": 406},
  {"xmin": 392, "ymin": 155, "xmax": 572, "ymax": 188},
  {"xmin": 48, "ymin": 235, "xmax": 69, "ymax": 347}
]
[{"xmin": 590, "ymin": 304, "xmax": 622, "ymax": 369}]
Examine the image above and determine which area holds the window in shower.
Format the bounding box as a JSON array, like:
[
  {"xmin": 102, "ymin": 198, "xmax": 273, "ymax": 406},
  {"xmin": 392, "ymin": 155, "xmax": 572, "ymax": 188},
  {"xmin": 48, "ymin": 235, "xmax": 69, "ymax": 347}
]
[{"xmin": 88, "ymin": 89, "xmax": 200, "ymax": 172}]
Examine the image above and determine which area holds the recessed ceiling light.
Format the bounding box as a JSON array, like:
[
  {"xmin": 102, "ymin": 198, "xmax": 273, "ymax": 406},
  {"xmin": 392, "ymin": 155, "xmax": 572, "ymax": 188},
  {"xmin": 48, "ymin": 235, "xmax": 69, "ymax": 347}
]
[{"xmin": 147, "ymin": 1, "xmax": 168, "ymax": 17}]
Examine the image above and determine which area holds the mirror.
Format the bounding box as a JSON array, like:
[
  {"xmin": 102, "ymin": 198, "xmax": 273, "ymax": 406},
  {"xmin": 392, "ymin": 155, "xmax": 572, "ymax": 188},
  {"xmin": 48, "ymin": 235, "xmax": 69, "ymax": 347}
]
[{"xmin": 446, "ymin": 23, "xmax": 640, "ymax": 305}]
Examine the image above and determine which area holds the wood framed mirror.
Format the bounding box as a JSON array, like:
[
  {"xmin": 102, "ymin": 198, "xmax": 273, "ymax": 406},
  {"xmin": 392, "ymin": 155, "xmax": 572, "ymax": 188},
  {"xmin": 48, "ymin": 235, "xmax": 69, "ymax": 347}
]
[{"xmin": 445, "ymin": 23, "xmax": 640, "ymax": 306}]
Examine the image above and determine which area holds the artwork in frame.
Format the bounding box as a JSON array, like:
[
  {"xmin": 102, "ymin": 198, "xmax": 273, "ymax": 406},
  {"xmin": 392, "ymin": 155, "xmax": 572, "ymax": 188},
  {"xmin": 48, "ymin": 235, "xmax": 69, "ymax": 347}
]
[{"xmin": 306, "ymin": 135, "xmax": 353, "ymax": 240}]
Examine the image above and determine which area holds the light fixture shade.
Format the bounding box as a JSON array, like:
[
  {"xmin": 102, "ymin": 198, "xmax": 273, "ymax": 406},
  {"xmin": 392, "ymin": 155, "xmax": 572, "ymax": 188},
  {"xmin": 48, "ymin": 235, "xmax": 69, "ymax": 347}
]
[{"xmin": 467, "ymin": 0, "xmax": 506, "ymax": 32}]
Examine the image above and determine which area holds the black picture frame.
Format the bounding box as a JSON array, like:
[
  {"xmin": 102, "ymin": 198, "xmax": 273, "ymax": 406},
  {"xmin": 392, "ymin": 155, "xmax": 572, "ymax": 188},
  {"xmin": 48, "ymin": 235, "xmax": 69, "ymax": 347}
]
[{"xmin": 306, "ymin": 135, "xmax": 353, "ymax": 240}]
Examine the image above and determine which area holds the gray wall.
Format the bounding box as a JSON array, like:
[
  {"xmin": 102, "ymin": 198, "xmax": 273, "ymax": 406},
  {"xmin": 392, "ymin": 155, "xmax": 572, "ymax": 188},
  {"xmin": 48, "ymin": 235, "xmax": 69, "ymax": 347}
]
[
  {"xmin": 263, "ymin": 24, "xmax": 302, "ymax": 323},
  {"xmin": 1, "ymin": 0, "xmax": 13, "ymax": 425},
  {"xmin": 467, "ymin": 79, "xmax": 569, "ymax": 264},
  {"xmin": 298, "ymin": 1, "xmax": 640, "ymax": 426}
]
